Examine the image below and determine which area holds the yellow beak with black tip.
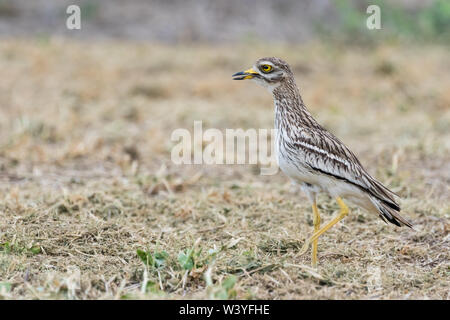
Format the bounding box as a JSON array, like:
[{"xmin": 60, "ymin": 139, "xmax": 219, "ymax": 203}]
[{"xmin": 232, "ymin": 68, "xmax": 259, "ymax": 80}]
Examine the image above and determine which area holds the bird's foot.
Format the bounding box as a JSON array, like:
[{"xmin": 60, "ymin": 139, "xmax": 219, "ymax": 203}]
[{"xmin": 298, "ymin": 240, "xmax": 310, "ymax": 256}]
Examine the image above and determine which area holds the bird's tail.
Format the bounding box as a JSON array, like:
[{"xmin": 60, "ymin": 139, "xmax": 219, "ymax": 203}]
[{"xmin": 370, "ymin": 197, "xmax": 413, "ymax": 228}]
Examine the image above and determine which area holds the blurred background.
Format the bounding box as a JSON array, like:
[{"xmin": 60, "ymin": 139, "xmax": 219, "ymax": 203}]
[
  {"xmin": 0, "ymin": 0, "xmax": 448, "ymax": 299},
  {"xmin": 1, "ymin": 0, "xmax": 449, "ymax": 43}
]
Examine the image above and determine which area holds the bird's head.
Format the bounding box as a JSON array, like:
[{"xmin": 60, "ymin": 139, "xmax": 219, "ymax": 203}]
[{"xmin": 232, "ymin": 57, "xmax": 294, "ymax": 92}]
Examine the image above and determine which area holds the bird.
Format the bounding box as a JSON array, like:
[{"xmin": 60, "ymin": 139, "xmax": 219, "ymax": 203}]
[{"xmin": 232, "ymin": 57, "xmax": 412, "ymax": 267}]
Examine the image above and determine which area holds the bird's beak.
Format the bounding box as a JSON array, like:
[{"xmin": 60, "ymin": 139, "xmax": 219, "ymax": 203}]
[{"xmin": 232, "ymin": 68, "xmax": 259, "ymax": 80}]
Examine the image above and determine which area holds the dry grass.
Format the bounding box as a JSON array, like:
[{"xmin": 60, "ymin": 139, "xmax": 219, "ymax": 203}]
[{"xmin": 0, "ymin": 39, "xmax": 449, "ymax": 299}]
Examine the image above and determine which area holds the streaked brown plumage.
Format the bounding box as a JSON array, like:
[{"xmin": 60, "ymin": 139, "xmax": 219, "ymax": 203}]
[{"xmin": 233, "ymin": 57, "xmax": 412, "ymax": 266}]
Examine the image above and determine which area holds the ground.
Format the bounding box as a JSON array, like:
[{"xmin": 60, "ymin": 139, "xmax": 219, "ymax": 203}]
[{"xmin": 0, "ymin": 39, "xmax": 448, "ymax": 299}]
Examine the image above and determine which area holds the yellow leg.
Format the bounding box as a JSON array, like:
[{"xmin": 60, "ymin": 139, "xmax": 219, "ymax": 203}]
[
  {"xmin": 299, "ymin": 197, "xmax": 349, "ymax": 257},
  {"xmin": 311, "ymin": 201, "xmax": 321, "ymax": 267}
]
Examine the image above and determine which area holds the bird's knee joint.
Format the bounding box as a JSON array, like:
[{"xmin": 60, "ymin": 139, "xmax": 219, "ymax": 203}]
[
  {"xmin": 313, "ymin": 215, "xmax": 321, "ymax": 227},
  {"xmin": 336, "ymin": 197, "xmax": 349, "ymax": 217}
]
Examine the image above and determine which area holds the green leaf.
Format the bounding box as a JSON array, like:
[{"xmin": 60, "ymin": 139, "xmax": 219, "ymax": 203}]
[
  {"xmin": 136, "ymin": 249, "xmax": 146, "ymax": 262},
  {"xmin": 208, "ymin": 276, "xmax": 238, "ymax": 300},
  {"xmin": 153, "ymin": 251, "xmax": 168, "ymax": 268},
  {"xmin": 137, "ymin": 249, "xmax": 168, "ymax": 269},
  {"xmin": 137, "ymin": 249, "xmax": 153, "ymax": 266},
  {"xmin": 29, "ymin": 245, "xmax": 41, "ymax": 255},
  {"xmin": 178, "ymin": 249, "xmax": 194, "ymax": 270}
]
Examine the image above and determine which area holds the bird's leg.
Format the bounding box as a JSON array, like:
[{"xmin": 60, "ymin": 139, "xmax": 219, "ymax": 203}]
[
  {"xmin": 311, "ymin": 201, "xmax": 321, "ymax": 267},
  {"xmin": 299, "ymin": 197, "xmax": 349, "ymax": 257}
]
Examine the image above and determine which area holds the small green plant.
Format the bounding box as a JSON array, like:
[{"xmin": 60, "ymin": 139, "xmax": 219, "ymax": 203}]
[
  {"xmin": 178, "ymin": 243, "xmax": 221, "ymax": 271},
  {"xmin": 136, "ymin": 249, "xmax": 169, "ymax": 295},
  {"xmin": 205, "ymin": 269, "xmax": 238, "ymax": 300},
  {"xmin": 215, "ymin": 276, "xmax": 237, "ymax": 299},
  {"xmin": 0, "ymin": 242, "xmax": 41, "ymax": 256},
  {"xmin": 136, "ymin": 249, "xmax": 168, "ymax": 269},
  {"xmin": 29, "ymin": 245, "xmax": 41, "ymax": 255},
  {"xmin": 178, "ymin": 247, "xmax": 202, "ymax": 270}
]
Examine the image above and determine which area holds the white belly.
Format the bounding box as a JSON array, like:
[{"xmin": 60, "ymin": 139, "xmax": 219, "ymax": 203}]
[{"xmin": 277, "ymin": 142, "xmax": 318, "ymax": 185}]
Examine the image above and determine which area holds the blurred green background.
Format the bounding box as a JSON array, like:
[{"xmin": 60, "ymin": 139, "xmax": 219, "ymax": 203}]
[{"xmin": 0, "ymin": 0, "xmax": 448, "ymax": 44}]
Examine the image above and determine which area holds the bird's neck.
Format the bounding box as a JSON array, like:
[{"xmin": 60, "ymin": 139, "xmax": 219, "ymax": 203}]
[{"xmin": 273, "ymin": 78, "xmax": 319, "ymax": 130}]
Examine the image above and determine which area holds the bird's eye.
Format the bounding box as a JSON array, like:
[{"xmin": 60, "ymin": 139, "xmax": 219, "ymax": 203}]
[{"xmin": 260, "ymin": 64, "xmax": 273, "ymax": 73}]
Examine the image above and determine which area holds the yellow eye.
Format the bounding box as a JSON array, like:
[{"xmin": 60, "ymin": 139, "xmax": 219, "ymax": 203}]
[{"xmin": 260, "ymin": 64, "xmax": 273, "ymax": 73}]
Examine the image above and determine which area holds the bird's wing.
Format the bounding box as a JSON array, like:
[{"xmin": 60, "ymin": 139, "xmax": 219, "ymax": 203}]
[{"xmin": 290, "ymin": 126, "xmax": 399, "ymax": 210}]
